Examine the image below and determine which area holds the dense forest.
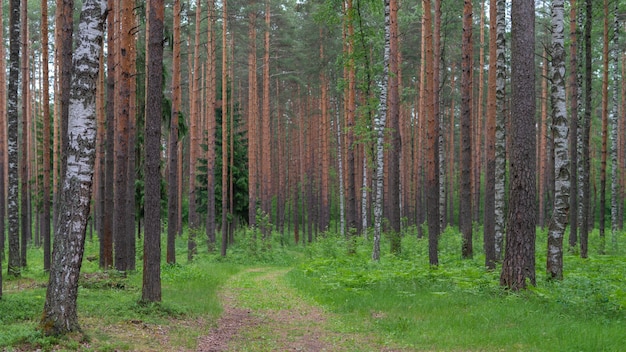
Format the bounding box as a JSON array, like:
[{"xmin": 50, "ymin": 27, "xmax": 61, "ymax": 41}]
[{"xmin": 0, "ymin": 0, "xmax": 625, "ymax": 343}]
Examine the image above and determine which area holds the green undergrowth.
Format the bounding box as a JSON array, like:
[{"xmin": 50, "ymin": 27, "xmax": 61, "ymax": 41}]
[
  {"xmin": 288, "ymin": 227, "xmax": 626, "ymax": 351},
  {"xmin": 0, "ymin": 236, "xmax": 242, "ymax": 351}
]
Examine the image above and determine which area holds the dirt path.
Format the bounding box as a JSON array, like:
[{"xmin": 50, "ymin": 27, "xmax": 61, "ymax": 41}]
[{"xmin": 196, "ymin": 267, "xmax": 408, "ymax": 352}]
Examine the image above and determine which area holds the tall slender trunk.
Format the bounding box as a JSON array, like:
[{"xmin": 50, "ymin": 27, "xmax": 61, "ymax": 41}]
[
  {"xmin": 221, "ymin": 0, "xmax": 228, "ymax": 257},
  {"xmin": 568, "ymin": 0, "xmax": 579, "ymax": 249},
  {"xmin": 7, "ymin": 0, "xmax": 22, "ymax": 277},
  {"xmin": 494, "ymin": 0, "xmax": 507, "ymax": 260},
  {"xmin": 345, "ymin": 0, "xmax": 358, "ymax": 242},
  {"xmin": 188, "ymin": 3, "xmax": 202, "ymax": 260},
  {"xmin": 484, "ymin": 0, "xmax": 497, "ymax": 269},
  {"xmin": 538, "ymin": 54, "xmax": 548, "ymax": 229},
  {"xmin": 599, "ymin": 0, "xmax": 609, "ymax": 251},
  {"xmin": 167, "ymin": 0, "xmax": 181, "ymax": 262},
  {"xmin": 248, "ymin": 10, "xmax": 258, "ymax": 228},
  {"xmin": 261, "ymin": 0, "xmax": 272, "ymax": 224},
  {"xmin": 205, "ymin": 0, "xmax": 217, "ymax": 251},
  {"xmin": 102, "ymin": 0, "xmax": 115, "ymax": 269},
  {"xmin": 0, "ymin": 0, "xmax": 6, "ymax": 273},
  {"xmin": 546, "ymin": 0, "xmax": 569, "ymax": 280},
  {"xmin": 460, "ymin": 0, "xmax": 473, "ymax": 259},
  {"xmin": 41, "ymin": 0, "xmax": 52, "ymax": 271},
  {"xmin": 580, "ymin": 0, "xmax": 592, "ymax": 259},
  {"xmin": 20, "ymin": 0, "xmax": 30, "ymax": 268},
  {"xmin": 609, "ymin": 0, "xmax": 619, "ymax": 250},
  {"xmin": 388, "ymin": 0, "xmax": 401, "ymax": 254}
]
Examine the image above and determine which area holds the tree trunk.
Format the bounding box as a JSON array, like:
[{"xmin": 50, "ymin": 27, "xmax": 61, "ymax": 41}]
[
  {"xmin": 345, "ymin": 0, "xmax": 358, "ymax": 243},
  {"xmin": 500, "ymin": 0, "xmax": 536, "ymax": 290},
  {"xmin": 580, "ymin": 0, "xmax": 592, "ymax": 259},
  {"xmin": 460, "ymin": 0, "xmax": 473, "ymax": 259},
  {"xmin": 205, "ymin": 0, "xmax": 217, "ymax": 251},
  {"xmin": 20, "ymin": 0, "xmax": 30, "ymax": 269},
  {"xmin": 546, "ymin": 0, "xmax": 569, "ymax": 281},
  {"xmin": 494, "ymin": 0, "xmax": 506, "ymax": 261},
  {"xmin": 142, "ymin": 0, "xmax": 164, "ymax": 302},
  {"xmin": 388, "ymin": 0, "xmax": 401, "ymax": 254},
  {"xmin": 599, "ymin": 0, "xmax": 609, "ymax": 251},
  {"xmin": 484, "ymin": 0, "xmax": 497, "ymax": 270},
  {"xmin": 372, "ymin": 0, "xmax": 391, "ymax": 262},
  {"xmin": 538, "ymin": 54, "xmax": 548, "ymax": 229},
  {"xmin": 568, "ymin": 0, "xmax": 579, "ymax": 250},
  {"xmin": 40, "ymin": 0, "xmax": 51, "ymax": 271},
  {"xmin": 423, "ymin": 0, "xmax": 439, "ymax": 265},
  {"xmin": 0, "ymin": 0, "xmax": 6, "ymax": 282},
  {"xmin": 261, "ymin": 0, "xmax": 272, "ymax": 226},
  {"xmin": 609, "ymin": 0, "xmax": 619, "ymax": 250},
  {"xmin": 221, "ymin": 0, "xmax": 228, "ymax": 257},
  {"xmin": 40, "ymin": 0, "xmax": 106, "ymax": 334},
  {"xmin": 7, "ymin": 0, "xmax": 22, "ymax": 277},
  {"xmin": 167, "ymin": 0, "xmax": 181, "ymax": 263}
]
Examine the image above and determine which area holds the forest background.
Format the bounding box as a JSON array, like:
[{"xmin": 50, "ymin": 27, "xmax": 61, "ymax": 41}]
[{"xmin": 0, "ymin": 0, "xmax": 625, "ymax": 348}]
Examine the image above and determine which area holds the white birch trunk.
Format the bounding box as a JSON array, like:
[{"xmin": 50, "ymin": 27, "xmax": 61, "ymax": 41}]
[
  {"xmin": 546, "ymin": 0, "xmax": 569, "ymax": 280},
  {"xmin": 335, "ymin": 105, "xmax": 346, "ymax": 238},
  {"xmin": 41, "ymin": 0, "xmax": 106, "ymax": 335},
  {"xmin": 372, "ymin": 0, "xmax": 391, "ymax": 261},
  {"xmin": 494, "ymin": 0, "xmax": 507, "ymax": 260}
]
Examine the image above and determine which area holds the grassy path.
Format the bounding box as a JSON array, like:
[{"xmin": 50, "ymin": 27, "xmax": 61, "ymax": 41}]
[{"xmin": 197, "ymin": 267, "xmax": 409, "ymax": 352}]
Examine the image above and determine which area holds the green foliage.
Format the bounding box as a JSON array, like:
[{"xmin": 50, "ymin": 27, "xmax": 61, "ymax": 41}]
[{"xmin": 289, "ymin": 228, "xmax": 626, "ymax": 351}]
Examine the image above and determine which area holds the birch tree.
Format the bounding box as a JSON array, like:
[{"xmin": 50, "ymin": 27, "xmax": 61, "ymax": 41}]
[
  {"xmin": 494, "ymin": 0, "xmax": 507, "ymax": 260},
  {"xmin": 7, "ymin": 0, "xmax": 22, "ymax": 277},
  {"xmin": 546, "ymin": 0, "xmax": 569, "ymax": 280},
  {"xmin": 372, "ymin": 0, "xmax": 390, "ymax": 262},
  {"xmin": 40, "ymin": 0, "xmax": 106, "ymax": 334}
]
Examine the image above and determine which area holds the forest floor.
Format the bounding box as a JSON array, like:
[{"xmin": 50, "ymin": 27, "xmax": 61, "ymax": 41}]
[{"xmin": 195, "ymin": 267, "xmax": 409, "ymax": 352}]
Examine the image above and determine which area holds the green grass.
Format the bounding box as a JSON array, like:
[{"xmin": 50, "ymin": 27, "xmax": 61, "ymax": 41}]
[
  {"xmin": 0, "ymin": 234, "xmax": 242, "ymax": 351},
  {"xmin": 1, "ymin": 224, "xmax": 624, "ymax": 351},
  {"xmin": 288, "ymin": 227, "xmax": 626, "ymax": 351}
]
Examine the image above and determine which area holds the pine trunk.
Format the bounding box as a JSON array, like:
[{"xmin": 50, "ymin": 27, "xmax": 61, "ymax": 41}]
[
  {"xmin": 388, "ymin": 0, "xmax": 401, "ymax": 253},
  {"xmin": 221, "ymin": 0, "xmax": 228, "ymax": 257},
  {"xmin": 599, "ymin": 0, "xmax": 609, "ymax": 250},
  {"xmin": 41, "ymin": 0, "xmax": 52, "ymax": 271},
  {"xmin": 205, "ymin": 0, "xmax": 217, "ymax": 251},
  {"xmin": 20, "ymin": 0, "xmax": 30, "ymax": 268},
  {"xmin": 609, "ymin": 0, "xmax": 619, "ymax": 249},
  {"xmin": 500, "ymin": 0, "xmax": 536, "ymax": 290},
  {"xmin": 580, "ymin": 0, "xmax": 592, "ymax": 259},
  {"xmin": 460, "ymin": 0, "xmax": 473, "ymax": 259},
  {"xmin": 484, "ymin": 0, "xmax": 497, "ymax": 269},
  {"xmin": 167, "ymin": 0, "xmax": 181, "ymax": 262}
]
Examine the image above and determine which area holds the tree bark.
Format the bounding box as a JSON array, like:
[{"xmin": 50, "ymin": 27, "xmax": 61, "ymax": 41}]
[
  {"xmin": 546, "ymin": 0, "xmax": 569, "ymax": 281},
  {"xmin": 500, "ymin": 0, "xmax": 536, "ymax": 291},
  {"xmin": 599, "ymin": 0, "xmax": 609, "ymax": 251},
  {"xmin": 372, "ymin": 0, "xmax": 391, "ymax": 261},
  {"xmin": 40, "ymin": 0, "xmax": 106, "ymax": 334},
  {"xmin": 424, "ymin": 0, "xmax": 439, "ymax": 265},
  {"xmin": 20, "ymin": 0, "xmax": 30, "ymax": 269},
  {"xmin": 609, "ymin": 0, "xmax": 619, "ymax": 250},
  {"xmin": 387, "ymin": 0, "xmax": 401, "ymax": 254},
  {"xmin": 205, "ymin": 0, "xmax": 217, "ymax": 251},
  {"xmin": 221, "ymin": 0, "xmax": 228, "ymax": 257},
  {"xmin": 484, "ymin": 0, "xmax": 497, "ymax": 270},
  {"xmin": 460, "ymin": 0, "xmax": 473, "ymax": 259},
  {"xmin": 580, "ymin": 0, "xmax": 592, "ymax": 259},
  {"xmin": 7, "ymin": 0, "xmax": 22, "ymax": 277},
  {"xmin": 568, "ymin": 0, "xmax": 579, "ymax": 250},
  {"xmin": 494, "ymin": 0, "xmax": 507, "ymax": 261},
  {"xmin": 142, "ymin": 0, "xmax": 164, "ymax": 302},
  {"xmin": 167, "ymin": 0, "xmax": 181, "ymax": 263}
]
